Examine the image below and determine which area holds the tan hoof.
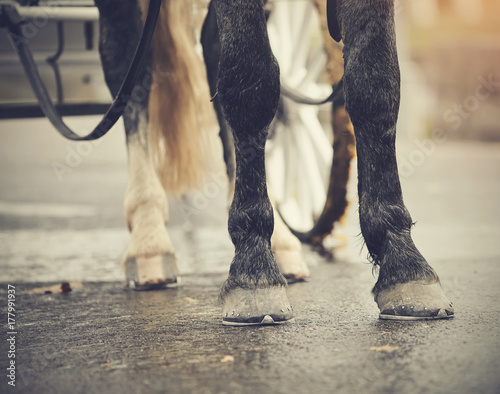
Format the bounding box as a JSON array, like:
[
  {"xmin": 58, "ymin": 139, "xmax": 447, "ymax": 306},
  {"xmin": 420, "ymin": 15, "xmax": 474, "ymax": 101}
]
[
  {"xmin": 222, "ymin": 286, "xmax": 294, "ymax": 326},
  {"xmin": 274, "ymin": 249, "xmax": 310, "ymax": 282},
  {"xmin": 124, "ymin": 253, "xmax": 179, "ymax": 291},
  {"xmin": 376, "ymin": 281, "xmax": 454, "ymax": 320}
]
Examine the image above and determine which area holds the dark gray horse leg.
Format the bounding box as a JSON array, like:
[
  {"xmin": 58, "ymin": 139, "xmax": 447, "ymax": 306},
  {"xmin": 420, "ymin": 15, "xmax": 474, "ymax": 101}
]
[
  {"xmin": 95, "ymin": 0, "xmax": 178, "ymax": 289},
  {"xmin": 201, "ymin": 1, "xmax": 235, "ymax": 185},
  {"xmin": 214, "ymin": 0, "xmax": 293, "ymax": 325},
  {"xmin": 202, "ymin": 1, "xmax": 309, "ymax": 283},
  {"xmin": 332, "ymin": 0, "xmax": 453, "ymax": 319}
]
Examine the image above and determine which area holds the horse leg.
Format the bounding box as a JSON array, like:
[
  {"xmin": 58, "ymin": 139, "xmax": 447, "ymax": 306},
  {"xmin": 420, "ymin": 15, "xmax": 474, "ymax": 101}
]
[
  {"xmin": 214, "ymin": 0, "xmax": 293, "ymax": 325},
  {"xmin": 122, "ymin": 124, "xmax": 178, "ymax": 290},
  {"xmin": 96, "ymin": 0, "xmax": 178, "ymax": 289},
  {"xmin": 332, "ymin": 0, "xmax": 453, "ymax": 319},
  {"xmin": 202, "ymin": 1, "xmax": 309, "ymax": 282}
]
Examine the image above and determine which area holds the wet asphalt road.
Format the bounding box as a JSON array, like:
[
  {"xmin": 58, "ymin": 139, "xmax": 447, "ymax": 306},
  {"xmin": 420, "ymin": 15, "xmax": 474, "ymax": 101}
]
[{"xmin": 0, "ymin": 117, "xmax": 499, "ymax": 394}]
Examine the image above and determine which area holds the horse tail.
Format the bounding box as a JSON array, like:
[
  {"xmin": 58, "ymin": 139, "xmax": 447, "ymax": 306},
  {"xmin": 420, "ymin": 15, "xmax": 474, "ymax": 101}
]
[{"xmin": 140, "ymin": 0, "xmax": 215, "ymax": 194}]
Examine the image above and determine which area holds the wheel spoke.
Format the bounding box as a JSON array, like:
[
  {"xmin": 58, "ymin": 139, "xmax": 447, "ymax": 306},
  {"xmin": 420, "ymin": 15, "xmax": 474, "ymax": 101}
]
[
  {"xmin": 297, "ymin": 159, "xmax": 315, "ymax": 230},
  {"xmin": 271, "ymin": 2, "xmax": 293, "ymax": 76},
  {"xmin": 266, "ymin": 124, "xmax": 287, "ymax": 204},
  {"xmin": 298, "ymin": 106, "xmax": 333, "ymax": 186},
  {"xmin": 290, "ymin": 2, "xmax": 314, "ymax": 74},
  {"xmin": 266, "ymin": 0, "xmax": 335, "ymax": 233},
  {"xmin": 283, "ymin": 115, "xmax": 299, "ymax": 208},
  {"xmin": 298, "ymin": 47, "xmax": 328, "ymax": 93},
  {"xmin": 293, "ymin": 118, "xmax": 328, "ymax": 216}
]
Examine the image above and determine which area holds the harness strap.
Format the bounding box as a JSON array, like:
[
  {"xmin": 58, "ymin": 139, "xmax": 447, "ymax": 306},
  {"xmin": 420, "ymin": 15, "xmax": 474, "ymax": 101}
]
[
  {"xmin": 326, "ymin": 0, "xmax": 342, "ymax": 42},
  {"xmin": 3, "ymin": 0, "xmax": 162, "ymax": 141},
  {"xmin": 281, "ymin": 78, "xmax": 343, "ymax": 106}
]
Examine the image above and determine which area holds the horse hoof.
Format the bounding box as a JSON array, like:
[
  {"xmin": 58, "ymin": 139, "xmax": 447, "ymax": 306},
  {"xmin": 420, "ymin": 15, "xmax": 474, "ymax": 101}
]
[
  {"xmin": 222, "ymin": 286, "xmax": 294, "ymax": 326},
  {"xmin": 376, "ymin": 282, "xmax": 454, "ymax": 320},
  {"xmin": 274, "ymin": 249, "xmax": 310, "ymax": 283},
  {"xmin": 124, "ymin": 253, "xmax": 179, "ymax": 291}
]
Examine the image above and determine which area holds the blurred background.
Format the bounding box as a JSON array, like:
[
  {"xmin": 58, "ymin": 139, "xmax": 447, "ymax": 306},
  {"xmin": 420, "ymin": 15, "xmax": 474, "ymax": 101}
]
[{"xmin": 398, "ymin": 0, "xmax": 500, "ymax": 141}]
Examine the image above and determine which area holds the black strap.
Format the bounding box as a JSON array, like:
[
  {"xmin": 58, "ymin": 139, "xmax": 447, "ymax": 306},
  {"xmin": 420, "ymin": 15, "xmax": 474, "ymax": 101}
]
[
  {"xmin": 281, "ymin": 78, "xmax": 343, "ymax": 106},
  {"xmin": 3, "ymin": 0, "xmax": 162, "ymax": 141},
  {"xmin": 326, "ymin": 0, "xmax": 342, "ymax": 42}
]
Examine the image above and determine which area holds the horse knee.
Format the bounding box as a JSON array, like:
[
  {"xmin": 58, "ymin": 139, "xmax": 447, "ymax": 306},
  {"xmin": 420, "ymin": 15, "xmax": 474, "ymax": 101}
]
[
  {"xmin": 215, "ymin": 1, "xmax": 280, "ymax": 134},
  {"xmin": 338, "ymin": 0, "xmax": 400, "ymax": 130},
  {"xmin": 217, "ymin": 57, "xmax": 280, "ymax": 134}
]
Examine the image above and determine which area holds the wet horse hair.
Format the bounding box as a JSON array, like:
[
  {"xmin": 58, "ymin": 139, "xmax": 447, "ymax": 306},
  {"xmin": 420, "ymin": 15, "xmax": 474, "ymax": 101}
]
[{"xmin": 93, "ymin": 0, "xmax": 454, "ymax": 325}]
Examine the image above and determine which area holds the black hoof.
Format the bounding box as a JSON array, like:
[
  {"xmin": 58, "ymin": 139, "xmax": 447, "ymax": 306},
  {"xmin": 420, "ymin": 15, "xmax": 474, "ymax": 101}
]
[
  {"xmin": 376, "ymin": 282, "xmax": 454, "ymax": 320},
  {"xmin": 124, "ymin": 253, "xmax": 179, "ymax": 291},
  {"xmin": 222, "ymin": 286, "xmax": 294, "ymax": 326}
]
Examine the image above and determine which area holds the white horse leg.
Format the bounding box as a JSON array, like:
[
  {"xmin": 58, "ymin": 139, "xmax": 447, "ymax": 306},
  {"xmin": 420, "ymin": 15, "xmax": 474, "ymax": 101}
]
[
  {"xmin": 96, "ymin": 0, "xmax": 179, "ymax": 289},
  {"xmin": 123, "ymin": 120, "xmax": 178, "ymax": 289},
  {"xmin": 269, "ymin": 196, "xmax": 310, "ymax": 281}
]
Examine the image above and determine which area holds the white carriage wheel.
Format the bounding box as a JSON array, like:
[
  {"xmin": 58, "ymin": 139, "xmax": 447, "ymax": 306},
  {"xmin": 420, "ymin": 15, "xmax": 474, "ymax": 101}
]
[{"xmin": 265, "ymin": 0, "xmax": 335, "ymax": 234}]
